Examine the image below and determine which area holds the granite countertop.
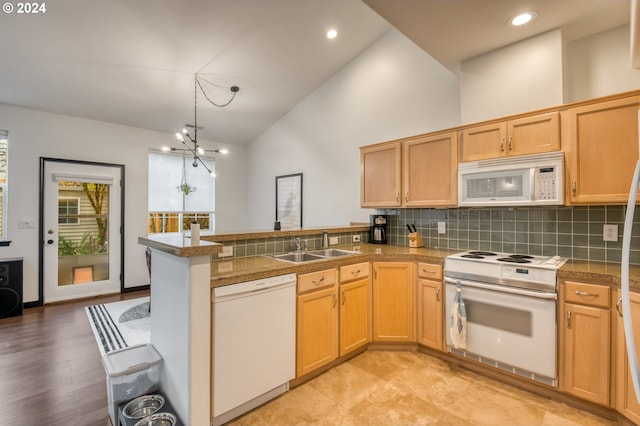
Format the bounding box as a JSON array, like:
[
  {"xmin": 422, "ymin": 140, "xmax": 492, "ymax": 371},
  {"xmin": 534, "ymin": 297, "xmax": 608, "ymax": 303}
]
[
  {"xmin": 139, "ymin": 233, "xmax": 223, "ymax": 257},
  {"xmin": 211, "ymin": 244, "xmax": 454, "ymax": 287},
  {"xmin": 210, "ymin": 243, "xmax": 640, "ymax": 290}
]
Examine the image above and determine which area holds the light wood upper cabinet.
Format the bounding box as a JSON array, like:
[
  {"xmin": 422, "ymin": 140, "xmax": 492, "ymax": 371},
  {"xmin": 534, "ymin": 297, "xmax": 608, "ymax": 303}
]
[
  {"xmin": 459, "ymin": 112, "xmax": 560, "ymax": 162},
  {"xmin": 566, "ymin": 96, "xmax": 640, "ymax": 205},
  {"xmin": 372, "ymin": 262, "xmax": 414, "ymax": 342},
  {"xmin": 615, "ymin": 290, "xmax": 640, "ymax": 424},
  {"xmin": 403, "ymin": 132, "xmax": 457, "ymax": 207},
  {"xmin": 360, "ymin": 142, "xmax": 402, "ymax": 207},
  {"xmin": 561, "ymin": 281, "xmax": 611, "ymax": 406}
]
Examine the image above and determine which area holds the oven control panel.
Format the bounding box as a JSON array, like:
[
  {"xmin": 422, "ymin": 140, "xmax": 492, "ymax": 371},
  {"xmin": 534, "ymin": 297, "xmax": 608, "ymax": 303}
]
[{"xmin": 501, "ymin": 265, "xmax": 556, "ymax": 285}]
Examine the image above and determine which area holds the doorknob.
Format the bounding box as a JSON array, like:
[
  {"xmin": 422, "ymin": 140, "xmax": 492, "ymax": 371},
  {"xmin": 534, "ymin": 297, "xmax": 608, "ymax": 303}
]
[{"xmin": 47, "ymin": 239, "xmax": 54, "ymax": 245}]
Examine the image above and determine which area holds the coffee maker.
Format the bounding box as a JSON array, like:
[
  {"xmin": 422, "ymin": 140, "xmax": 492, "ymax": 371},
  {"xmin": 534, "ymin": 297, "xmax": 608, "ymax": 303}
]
[{"xmin": 370, "ymin": 215, "xmax": 388, "ymax": 244}]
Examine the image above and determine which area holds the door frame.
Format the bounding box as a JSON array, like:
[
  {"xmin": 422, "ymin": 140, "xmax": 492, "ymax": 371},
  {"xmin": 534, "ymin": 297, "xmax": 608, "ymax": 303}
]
[{"xmin": 38, "ymin": 157, "xmax": 125, "ymax": 306}]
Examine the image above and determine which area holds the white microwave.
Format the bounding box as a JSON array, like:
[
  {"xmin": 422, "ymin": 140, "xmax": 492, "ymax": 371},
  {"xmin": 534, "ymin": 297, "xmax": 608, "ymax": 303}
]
[{"xmin": 458, "ymin": 152, "xmax": 564, "ymax": 207}]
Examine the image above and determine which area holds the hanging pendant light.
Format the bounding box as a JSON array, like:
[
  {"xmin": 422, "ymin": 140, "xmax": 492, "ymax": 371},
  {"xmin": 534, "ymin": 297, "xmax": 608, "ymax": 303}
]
[{"xmin": 167, "ymin": 74, "xmax": 239, "ymax": 178}]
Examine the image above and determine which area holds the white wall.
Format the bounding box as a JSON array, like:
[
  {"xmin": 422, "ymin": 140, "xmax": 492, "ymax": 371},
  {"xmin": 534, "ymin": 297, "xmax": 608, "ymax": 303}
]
[
  {"xmin": 460, "ymin": 30, "xmax": 565, "ymax": 124},
  {"xmin": 565, "ymin": 25, "xmax": 640, "ymax": 102},
  {"xmin": 213, "ymin": 144, "xmax": 249, "ymax": 233},
  {"xmin": 0, "ymin": 104, "xmax": 246, "ymax": 303},
  {"xmin": 247, "ymin": 29, "xmax": 460, "ymax": 229}
]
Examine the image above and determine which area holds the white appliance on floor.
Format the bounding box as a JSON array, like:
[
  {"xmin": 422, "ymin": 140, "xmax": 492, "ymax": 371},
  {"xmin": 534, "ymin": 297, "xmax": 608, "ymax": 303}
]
[{"xmin": 212, "ymin": 273, "xmax": 296, "ymax": 425}]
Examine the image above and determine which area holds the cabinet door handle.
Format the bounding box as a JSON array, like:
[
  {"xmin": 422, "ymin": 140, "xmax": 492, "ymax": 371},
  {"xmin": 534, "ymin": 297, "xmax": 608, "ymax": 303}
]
[
  {"xmin": 436, "ymin": 287, "xmax": 441, "ymax": 301},
  {"xmin": 405, "ymin": 193, "xmax": 408, "ymax": 203},
  {"xmin": 350, "ymin": 269, "xmax": 360, "ymax": 275},
  {"xmin": 508, "ymin": 136, "xmax": 513, "ymax": 151},
  {"xmin": 617, "ymin": 296, "xmax": 624, "ymax": 317},
  {"xmin": 572, "ymin": 181, "xmax": 577, "ymax": 197},
  {"xmin": 342, "ymin": 291, "xmax": 346, "ymax": 305},
  {"xmin": 312, "ymin": 276, "xmax": 325, "ymax": 284},
  {"xmin": 374, "ymin": 267, "xmax": 377, "ymax": 279},
  {"xmin": 395, "ymin": 192, "xmax": 399, "ymax": 202},
  {"xmin": 499, "ymin": 137, "xmax": 505, "ymax": 152},
  {"xmin": 574, "ymin": 290, "xmax": 599, "ymax": 297},
  {"xmin": 422, "ymin": 268, "xmax": 436, "ymax": 274},
  {"xmin": 333, "ymin": 293, "xmax": 337, "ymax": 308},
  {"xmin": 567, "ymin": 310, "xmax": 572, "ymax": 329}
]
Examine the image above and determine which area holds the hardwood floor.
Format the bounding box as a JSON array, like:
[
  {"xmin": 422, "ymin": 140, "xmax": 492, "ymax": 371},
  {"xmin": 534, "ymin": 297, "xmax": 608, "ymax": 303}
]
[{"xmin": 0, "ymin": 291, "xmax": 149, "ymax": 426}]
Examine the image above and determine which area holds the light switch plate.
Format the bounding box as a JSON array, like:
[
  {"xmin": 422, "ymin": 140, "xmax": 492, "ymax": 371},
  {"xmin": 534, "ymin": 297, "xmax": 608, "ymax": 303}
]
[
  {"xmin": 329, "ymin": 236, "xmax": 339, "ymax": 245},
  {"xmin": 603, "ymin": 224, "xmax": 618, "ymax": 242},
  {"xmin": 437, "ymin": 222, "xmax": 446, "ymax": 234},
  {"xmin": 18, "ymin": 219, "xmax": 35, "ymax": 229}
]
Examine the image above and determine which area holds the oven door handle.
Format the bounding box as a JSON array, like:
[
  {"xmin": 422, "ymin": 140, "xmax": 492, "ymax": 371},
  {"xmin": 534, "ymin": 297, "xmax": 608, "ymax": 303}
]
[{"xmin": 444, "ymin": 277, "xmax": 557, "ymax": 300}]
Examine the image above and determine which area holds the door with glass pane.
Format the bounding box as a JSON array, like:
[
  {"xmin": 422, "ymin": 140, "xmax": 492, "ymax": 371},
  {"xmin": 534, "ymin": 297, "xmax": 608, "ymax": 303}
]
[{"xmin": 41, "ymin": 159, "xmax": 123, "ymax": 303}]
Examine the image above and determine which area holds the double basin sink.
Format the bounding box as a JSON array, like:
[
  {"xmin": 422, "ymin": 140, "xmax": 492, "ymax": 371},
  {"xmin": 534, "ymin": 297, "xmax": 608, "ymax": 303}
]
[{"xmin": 269, "ymin": 249, "xmax": 360, "ymax": 264}]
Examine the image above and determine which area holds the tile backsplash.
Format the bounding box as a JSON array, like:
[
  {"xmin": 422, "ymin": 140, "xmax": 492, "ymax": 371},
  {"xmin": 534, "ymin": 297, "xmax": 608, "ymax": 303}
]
[{"xmin": 378, "ymin": 205, "xmax": 640, "ymax": 265}]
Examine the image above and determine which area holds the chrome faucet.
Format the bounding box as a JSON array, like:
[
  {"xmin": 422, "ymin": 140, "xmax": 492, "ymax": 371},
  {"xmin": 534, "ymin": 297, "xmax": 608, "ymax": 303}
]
[{"xmin": 294, "ymin": 237, "xmax": 301, "ymax": 251}]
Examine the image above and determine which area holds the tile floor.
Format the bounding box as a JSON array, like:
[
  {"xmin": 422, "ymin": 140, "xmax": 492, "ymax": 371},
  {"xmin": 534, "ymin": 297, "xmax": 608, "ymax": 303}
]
[{"xmin": 231, "ymin": 350, "xmax": 615, "ymax": 426}]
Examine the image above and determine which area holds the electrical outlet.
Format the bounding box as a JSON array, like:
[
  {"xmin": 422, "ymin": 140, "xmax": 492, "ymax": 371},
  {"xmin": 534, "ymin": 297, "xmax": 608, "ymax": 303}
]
[
  {"xmin": 352, "ymin": 235, "xmax": 361, "ymax": 243},
  {"xmin": 603, "ymin": 224, "xmax": 618, "ymax": 242},
  {"xmin": 329, "ymin": 236, "xmax": 339, "ymax": 245},
  {"xmin": 219, "ymin": 245, "xmax": 234, "ymax": 257},
  {"xmin": 437, "ymin": 222, "xmax": 446, "ymax": 234}
]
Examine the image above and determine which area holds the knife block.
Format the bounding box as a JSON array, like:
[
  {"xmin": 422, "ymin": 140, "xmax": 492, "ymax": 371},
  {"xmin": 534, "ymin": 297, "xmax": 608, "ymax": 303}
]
[{"xmin": 408, "ymin": 232, "xmax": 424, "ymax": 248}]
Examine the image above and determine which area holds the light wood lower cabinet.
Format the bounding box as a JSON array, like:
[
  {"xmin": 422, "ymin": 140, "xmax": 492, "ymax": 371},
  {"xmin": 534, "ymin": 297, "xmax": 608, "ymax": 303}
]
[
  {"xmin": 372, "ymin": 262, "xmax": 414, "ymax": 342},
  {"xmin": 296, "ymin": 268, "xmax": 338, "ymax": 377},
  {"xmin": 615, "ymin": 289, "xmax": 640, "ymax": 424},
  {"xmin": 339, "ymin": 262, "xmax": 371, "ymax": 356},
  {"xmin": 561, "ymin": 281, "xmax": 611, "ymax": 406},
  {"xmin": 416, "ymin": 262, "xmax": 443, "ymax": 351}
]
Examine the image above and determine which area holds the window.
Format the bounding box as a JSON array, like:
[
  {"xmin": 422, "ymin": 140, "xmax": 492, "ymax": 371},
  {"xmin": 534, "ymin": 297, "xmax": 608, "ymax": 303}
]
[
  {"xmin": 58, "ymin": 197, "xmax": 80, "ymax": 224},
  {"xmin": 147, "ymin": 151, "xmax": 215, "ymax": 233},
  {"xmin": 0, "ymin": 131, "xmax": 7, "ymax": 241}
]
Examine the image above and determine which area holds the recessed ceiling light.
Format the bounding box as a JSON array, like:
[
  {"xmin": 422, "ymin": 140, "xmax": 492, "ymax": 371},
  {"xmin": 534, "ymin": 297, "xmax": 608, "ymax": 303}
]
[
  {"xmin": 326, "ymin": 29, "xmax": 338, "ymax": 39},
  {"xmin": 510, "ymin": 11, "xmax": 537, "ymax": 26}
]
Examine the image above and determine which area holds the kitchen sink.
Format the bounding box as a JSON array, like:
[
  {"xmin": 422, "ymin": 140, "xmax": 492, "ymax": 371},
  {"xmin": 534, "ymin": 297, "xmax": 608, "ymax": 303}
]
[
  {"xmin": 307, "ymin": 249, "xmax": 360, "ymax": 257},
  {"xmin": 270, "ymin": 252, "xmax": 327, "ymax": 263},
  {"xmin": 268, "ymin": 249, "xmax": 360, "ymax": 264}
]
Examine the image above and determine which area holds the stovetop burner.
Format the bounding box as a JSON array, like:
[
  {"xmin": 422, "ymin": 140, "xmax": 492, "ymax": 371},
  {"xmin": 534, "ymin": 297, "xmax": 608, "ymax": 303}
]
[
  {"xmin": 461, "ymin": 254, "xmax": 484, "ymax": 259},
  {"xmin": 497, "ymin": 257, "xmax": 531, "ymax": 264},
  {"xmin": 468, "ymin": 251, "xmax": 497, "ymax": 257},
  {"xmin": 508, "ymin": 254, "xmax": 534, "ymax": 259}
]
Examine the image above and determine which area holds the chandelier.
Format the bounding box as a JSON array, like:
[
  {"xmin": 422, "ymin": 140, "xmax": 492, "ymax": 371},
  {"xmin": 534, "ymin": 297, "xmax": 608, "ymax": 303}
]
[{"xmin": 163, "ymin": 74, "xmax": 240, "ymax": 177}]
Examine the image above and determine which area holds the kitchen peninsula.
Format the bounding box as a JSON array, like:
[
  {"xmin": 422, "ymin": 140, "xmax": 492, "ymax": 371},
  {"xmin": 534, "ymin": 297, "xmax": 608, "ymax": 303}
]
[
  {"xmin": 141, "ymin": 226, "xmax": 640, "ymax": 425},
  {"xmin": 137, "ymin": 233, "xmax": 222, "ymax": 426}
]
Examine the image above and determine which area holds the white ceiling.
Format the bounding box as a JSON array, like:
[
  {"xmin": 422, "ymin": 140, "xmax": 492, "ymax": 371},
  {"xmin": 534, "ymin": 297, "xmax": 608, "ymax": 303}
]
[
  {"xmin": 364, "ymin": 0, "xmax": 631, "ymax": 71},
  {"xmin": 0, "ymin": 0, "xmax": 631, "ymax": 147}
]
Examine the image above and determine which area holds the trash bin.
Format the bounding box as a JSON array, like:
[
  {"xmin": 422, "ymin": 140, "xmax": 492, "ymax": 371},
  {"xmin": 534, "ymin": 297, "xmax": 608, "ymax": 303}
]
[{"xmin": 102, "ymin": 344, "xmax": 163, "ymax": 426}]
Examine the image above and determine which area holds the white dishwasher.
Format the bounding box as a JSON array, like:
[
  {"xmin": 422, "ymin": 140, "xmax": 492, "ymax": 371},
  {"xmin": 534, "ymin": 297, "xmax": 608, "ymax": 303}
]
[{"xmin": 212, "ymin": 273, "xmax": 296, "ymax": 426}]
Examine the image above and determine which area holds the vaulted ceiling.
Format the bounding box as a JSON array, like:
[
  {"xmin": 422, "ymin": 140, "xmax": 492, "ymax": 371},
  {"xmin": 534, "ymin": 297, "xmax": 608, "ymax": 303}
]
[{"xmin": 0, "ymin": 0, "xmax": 630, "ymax": 147}]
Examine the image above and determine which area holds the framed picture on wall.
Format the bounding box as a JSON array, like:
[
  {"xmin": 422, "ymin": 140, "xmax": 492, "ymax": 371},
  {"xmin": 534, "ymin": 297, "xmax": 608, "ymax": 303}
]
[{"xmin": 275, "ymin": 173, "xmax": 303, "ymax": 229}]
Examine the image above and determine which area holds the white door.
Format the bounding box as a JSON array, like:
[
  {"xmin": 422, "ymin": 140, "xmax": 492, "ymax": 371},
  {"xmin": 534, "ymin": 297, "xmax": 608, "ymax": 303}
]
[{"xmin": 42, "ymin": 160, "xmax": 123, "ymax": 303}]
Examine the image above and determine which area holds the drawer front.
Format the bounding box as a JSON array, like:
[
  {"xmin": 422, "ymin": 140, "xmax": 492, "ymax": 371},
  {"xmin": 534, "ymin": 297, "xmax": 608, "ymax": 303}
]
[
  {"xmin": 340, "ymin": 262, "xmax": 370, "ymax": 283},
  {"xmin": 563, "ymin": 281, "xmax": 610, "ymax": 308},
  {"xmin": 417, "ymin": 262, "xmax": 442, "ymax": 280},
  {"xmin": 298, "ymin": 268, "xmax": 337, "ymax": 293}
]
